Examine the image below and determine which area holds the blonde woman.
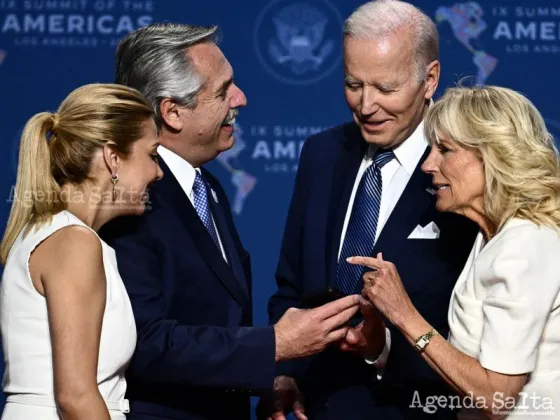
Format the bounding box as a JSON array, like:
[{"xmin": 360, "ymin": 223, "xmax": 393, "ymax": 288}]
[
  {"xmin": 0, "ymin": 84, "xmax": 162, "ymax": 420},
  {"xmin": 349, "ymin": 86, "xmax": 560, "ymax": 419}
]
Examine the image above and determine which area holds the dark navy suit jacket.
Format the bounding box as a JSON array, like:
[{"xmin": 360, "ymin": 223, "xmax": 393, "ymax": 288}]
[
  {"xmin": 267, "ymin": 122, "xmax": 478, "ymax": 420},
  {"xmin": 100, "ymin": 161, "xmax": 276, "ymax": 420}
]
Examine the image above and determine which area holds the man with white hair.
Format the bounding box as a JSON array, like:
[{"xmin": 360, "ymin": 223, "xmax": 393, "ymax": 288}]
[{"xmin": 263, "ymin": 1, "xmax": 478, "ymax": 419}]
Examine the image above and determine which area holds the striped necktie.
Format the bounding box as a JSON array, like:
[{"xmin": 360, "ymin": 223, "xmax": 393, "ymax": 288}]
[{"xmin": 336, "ymin": 148, "xmax": 395, "ymax": 295}]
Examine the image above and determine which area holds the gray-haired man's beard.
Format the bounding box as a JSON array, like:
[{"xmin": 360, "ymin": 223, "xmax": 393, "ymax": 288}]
[{"xmin": 223, "ymin": 108, "xmax": 238, "ymax": 126}]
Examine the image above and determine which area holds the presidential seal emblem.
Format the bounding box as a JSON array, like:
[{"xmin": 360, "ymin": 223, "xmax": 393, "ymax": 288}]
[{"xmin": 254, "ymin": 0, "xmax": 343, "ymax": 85}]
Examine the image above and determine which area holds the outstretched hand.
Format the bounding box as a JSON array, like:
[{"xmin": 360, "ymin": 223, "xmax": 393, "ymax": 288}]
[{"xmin": 274, "ymin": 294, "xmax": 363, "ymax": 361}]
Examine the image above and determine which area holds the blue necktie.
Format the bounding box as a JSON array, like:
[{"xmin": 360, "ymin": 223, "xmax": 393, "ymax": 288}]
[
  {"xmin": 192, "ymin": 171, "xmax": 221, "ymax": 250},
  {"xmin": 336, "ymin": 149, "xmax": 395, "ymax": 295}
]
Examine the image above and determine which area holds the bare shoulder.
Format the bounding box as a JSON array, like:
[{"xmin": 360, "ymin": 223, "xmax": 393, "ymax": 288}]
[
  {"xmin": 34, "ymin": 225, "xmax": 105, "ymax": 289},
  {"xmin": 40, "ymin": 225, "xmax": 102, "ymax": 261}
]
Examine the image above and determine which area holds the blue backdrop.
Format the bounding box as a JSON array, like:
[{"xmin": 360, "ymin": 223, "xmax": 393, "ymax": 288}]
[{"xmin": 1, "ymin": 0, "xmax": 559, "ymax": 416}]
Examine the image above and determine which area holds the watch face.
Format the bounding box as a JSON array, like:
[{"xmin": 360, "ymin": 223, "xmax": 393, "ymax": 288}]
[{"xmin": 418, "ymin": 337, "xmax": 429, "ymax": 347}]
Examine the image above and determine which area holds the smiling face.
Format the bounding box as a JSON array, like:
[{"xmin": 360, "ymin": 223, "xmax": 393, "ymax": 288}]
[
  {"xmin": 115, "ymin": 119, "xmax": 163, "ymax": 215},
  {"xmin": 343, "ymin": 32, "xmax": 439, "ymax": 148},
  {"xmin": 177, "ymin": 42, "xmax": 247, "ymax": 166},
  {"xmin": 421, "ymin": 134, "xmax": 486, "ymax": 216}
]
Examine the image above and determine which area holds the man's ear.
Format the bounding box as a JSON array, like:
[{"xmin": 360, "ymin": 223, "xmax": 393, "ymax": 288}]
[
  {"xmin": 160, "ymin": 98, "xmax": 184, "ymax": 131},
  {"xmin": 102, "ymin": 145, "xmax": 120, "ymax": 177},
  {"xmin": 424, "ymin": 60, "xmax": 440, "ymax": 101}
]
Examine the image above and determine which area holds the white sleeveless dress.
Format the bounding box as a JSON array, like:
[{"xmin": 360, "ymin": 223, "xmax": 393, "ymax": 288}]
[{"xmin": 0, "ymin": 210, "xmax": 137, "ymax": 419}]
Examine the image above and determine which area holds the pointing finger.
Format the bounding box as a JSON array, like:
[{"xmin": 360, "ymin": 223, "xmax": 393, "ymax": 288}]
[{"xmin": 346, "ymin": 256, "xmax": 384, "ymax": 269}]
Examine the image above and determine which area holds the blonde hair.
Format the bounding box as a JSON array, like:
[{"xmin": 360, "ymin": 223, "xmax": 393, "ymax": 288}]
[
  {"xmin": 0, "ymin": 83, "xmax": 154, "ymax": 264},
  {"xmin": 424, "ymin": 85, "xmax": 560, "ymax": 232}
]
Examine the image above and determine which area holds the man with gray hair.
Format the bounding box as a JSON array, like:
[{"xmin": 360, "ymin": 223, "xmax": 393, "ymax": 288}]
[
  {"xmin": 263, "ymin": 1, "xmax": 477, "ymax": 419},
  {"xmin": 100, "ymin": 23, "xmax": 363, "ymax": 420}
]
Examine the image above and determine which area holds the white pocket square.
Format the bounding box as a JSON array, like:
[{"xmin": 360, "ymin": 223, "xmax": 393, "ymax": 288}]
[{"xmin": 408, "ymin": 222, "xmax": 440, "ymax": 239}]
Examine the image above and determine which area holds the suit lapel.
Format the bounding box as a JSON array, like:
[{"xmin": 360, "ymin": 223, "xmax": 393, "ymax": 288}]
[
  {"xmin": 203, "ymin": 170, "xmax": 249, "ymax": 297},
  {"xmin": 371, "ymin": 147, "xmax": 434, "ymax": 258},
  {"xmin": 325, "ymin": 123, "xmax": 368, "ymax": 286},
  {"xmin": 155, "ymin": 160, "xmax": 250, "ymax": 309}
]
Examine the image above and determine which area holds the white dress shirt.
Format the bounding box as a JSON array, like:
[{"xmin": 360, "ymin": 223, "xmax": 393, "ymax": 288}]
[
  {"xmin": 158, "ymin": 145, "xmax": 228, "ymax": 262},
  {"xmin": 337, "ymin": 121, "xmax": 428, "ymax": 375}
]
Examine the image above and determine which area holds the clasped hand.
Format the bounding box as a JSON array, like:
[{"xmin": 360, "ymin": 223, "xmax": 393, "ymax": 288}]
[{"xmin": 338, "ymin": 298, "xmax": 386, "ymax": 359}]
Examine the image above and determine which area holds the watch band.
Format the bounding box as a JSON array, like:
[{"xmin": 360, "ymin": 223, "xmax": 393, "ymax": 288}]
[{"xmin": 414, "ymin": 328, "xmax": 439, "ymax": 353}]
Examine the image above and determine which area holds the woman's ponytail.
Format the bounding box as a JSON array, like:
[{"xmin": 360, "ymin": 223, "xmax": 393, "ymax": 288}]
[{"xmin": 0, "ymin": 112, "xmax": 63, "ymax": 264}]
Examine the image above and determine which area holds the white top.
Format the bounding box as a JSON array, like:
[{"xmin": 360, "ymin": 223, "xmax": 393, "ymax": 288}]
[
  {"xmin": 339, "ymin": 121, "xmax": 428, "ymax": 373},
  {"xmin": 449, "ymin": 218, "xmax": 560, "ymax": 419},
  {"xmin": 0, "ymin": 210, "xmax": 137, "ymax": 419},
  {"xmin": 158, "ymin": 145, "xmax": 228, "ymax": 261}
]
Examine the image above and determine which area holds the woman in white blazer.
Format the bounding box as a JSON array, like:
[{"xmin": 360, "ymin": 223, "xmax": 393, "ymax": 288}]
[{"xmin": 350, "ymin": 85, "xmax": 560, "ymax": 419}]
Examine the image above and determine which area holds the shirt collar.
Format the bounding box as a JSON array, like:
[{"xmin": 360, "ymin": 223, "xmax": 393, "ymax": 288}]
[
  {"xmin": 157, "ymin": 145, "xmax": 199, "ymax": 196},
  {"xmin": 393, "ymin": 119, "xmax": 428, "ymax": 175},
  {"xmin": 366, "ymin": 117, "xmax": 429, "ymax": 176}
]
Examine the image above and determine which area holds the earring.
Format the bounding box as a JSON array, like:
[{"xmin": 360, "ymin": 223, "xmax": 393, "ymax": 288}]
[{"xmin": 111, "ymin": 174, "xmax": 119, "ymax": 202}]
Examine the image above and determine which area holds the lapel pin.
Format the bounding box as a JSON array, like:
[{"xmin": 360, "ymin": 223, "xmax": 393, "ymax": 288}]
[
  {"xmin": 211, "ymin": 189, "xmax": 219, "ymax": 203},
  {"xmin": 426, "ymin": 187, "xmax": 436, "ymax": 195}
]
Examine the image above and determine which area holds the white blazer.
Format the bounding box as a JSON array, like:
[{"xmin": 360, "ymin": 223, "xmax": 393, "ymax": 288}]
[{"xmin": 448, "ymin": 218, "xmax": 560, "ymax": 419}]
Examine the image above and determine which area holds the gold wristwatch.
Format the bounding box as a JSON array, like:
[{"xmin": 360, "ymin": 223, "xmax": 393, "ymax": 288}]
[{"xmin": 414, "ymin": 328, "xmax": 438, "ymax": 353}]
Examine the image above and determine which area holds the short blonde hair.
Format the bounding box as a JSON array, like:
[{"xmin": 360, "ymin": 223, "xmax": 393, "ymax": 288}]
[{"xmin": 424, "ymin": 85, "xmax": 560, "ymax": 232}]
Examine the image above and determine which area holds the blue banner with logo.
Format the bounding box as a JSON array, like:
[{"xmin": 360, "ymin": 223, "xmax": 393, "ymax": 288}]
[{"xmin": 1, "ymin": 0, "xmax": 559, "ymax": 416}]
